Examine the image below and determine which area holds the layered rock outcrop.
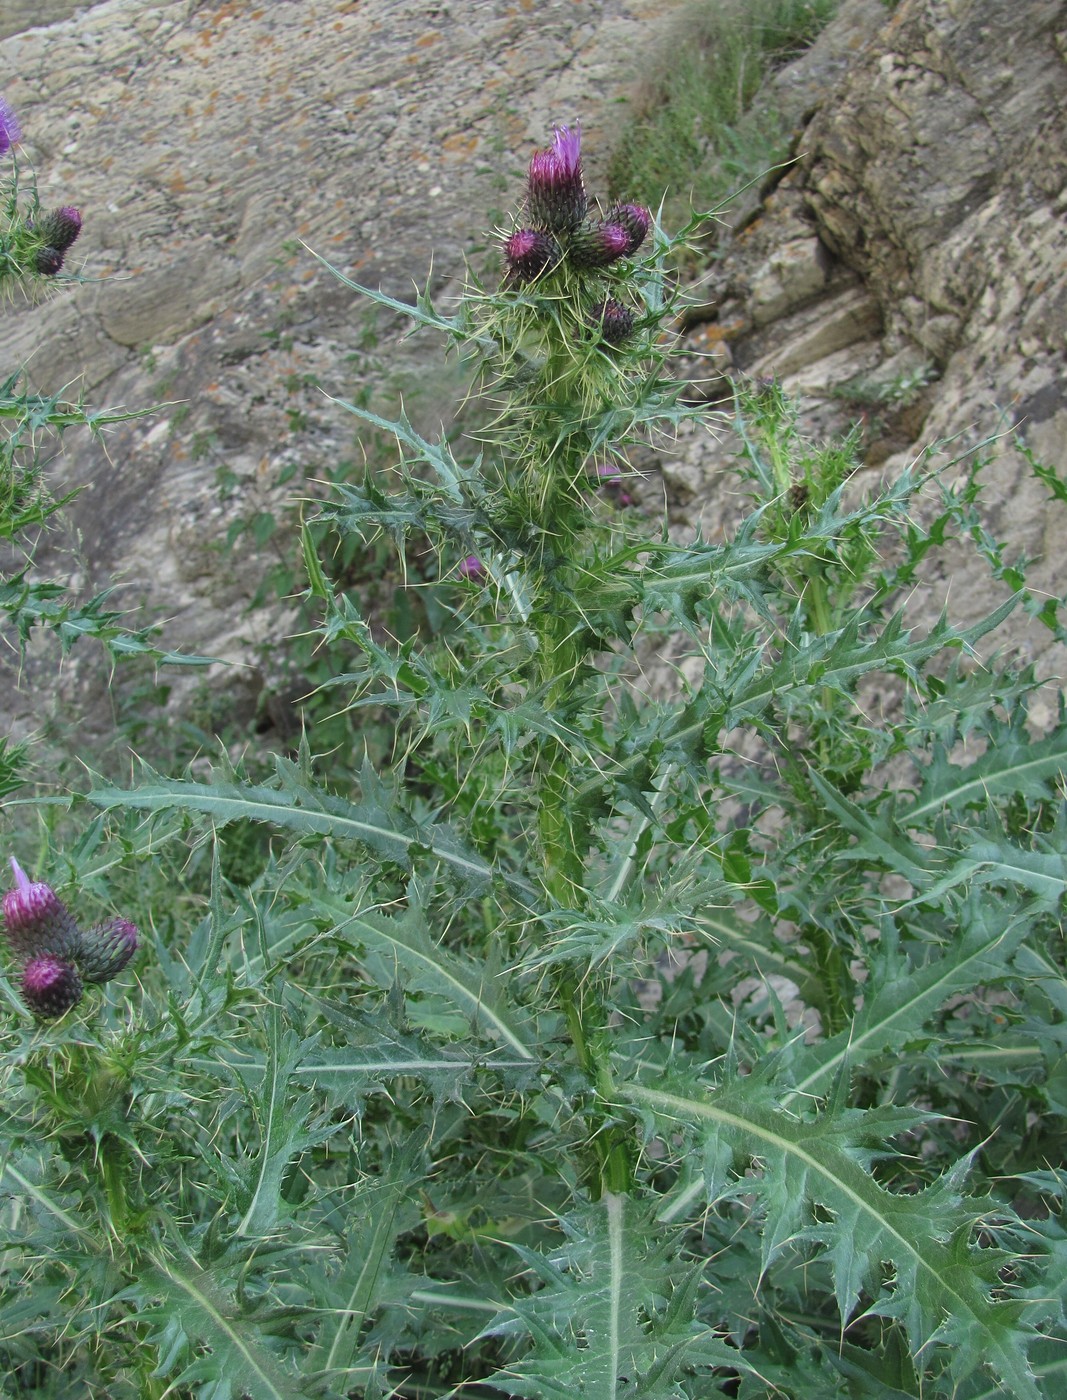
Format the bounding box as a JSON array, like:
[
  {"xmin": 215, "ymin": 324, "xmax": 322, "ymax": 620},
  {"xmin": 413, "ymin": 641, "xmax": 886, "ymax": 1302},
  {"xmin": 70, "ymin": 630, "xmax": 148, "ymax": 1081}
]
[{"xmin": 668, "ymin": 0, "xmax": 1066, "ymax": 695}]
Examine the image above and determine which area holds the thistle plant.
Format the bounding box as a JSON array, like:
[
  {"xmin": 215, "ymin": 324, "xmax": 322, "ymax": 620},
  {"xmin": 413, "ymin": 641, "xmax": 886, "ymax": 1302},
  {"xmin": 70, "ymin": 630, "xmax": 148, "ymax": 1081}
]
[{"xmin": 1, "ymin": 123, "xmax": 1065, "ymax": 1398}]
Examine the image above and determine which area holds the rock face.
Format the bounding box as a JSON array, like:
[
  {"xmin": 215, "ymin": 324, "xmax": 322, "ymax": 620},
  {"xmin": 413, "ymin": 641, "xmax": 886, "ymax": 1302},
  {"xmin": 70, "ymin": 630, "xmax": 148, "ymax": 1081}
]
[
  {"xmin": 1, "ymin": 0, "xmax": 1065, "ymax": 746},
  {"xmin": 0, "ymin": 2, "xmax": 84, "ymax": 42},
  {"xmin": 669, "ymin": 0, "xmax": 1066, "ymax": 687}
]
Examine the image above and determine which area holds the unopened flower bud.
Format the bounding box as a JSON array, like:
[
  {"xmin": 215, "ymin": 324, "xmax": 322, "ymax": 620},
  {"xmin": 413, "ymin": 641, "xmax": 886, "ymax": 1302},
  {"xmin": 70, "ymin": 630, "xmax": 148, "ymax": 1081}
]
[
  {"xmin": 34, "ymin": 247, "xmax": 65, "ymax": 276},
  {"xmin": 2, "ymin": 859, "xmax": 81, "ymax": 960},
  {"xmin": 38, "ymin": 206, "xmax": 82, "ymax": 253},
  {"xmin": 457, "ymin": 555, "xmax": 486, "ymax": 582},
  {"xmin": 590, "ymin": 462, "xmax": 634, "ymax": 507},
  {"xmin": 76, "ymin": 918, "xmax": 139, "ymax": 984},
  {"xmin": 588, "ymin": 298, "xmax": 635, "ymax": 345},
  {"xmin": 0, "ymin": 98, "xmax": 21, "ymax": 156},
  {"xmin": 526, "ymin": 125, "xmax": 587, "ymax": 234},
  {"xmin": 20, "ymin": 955, "xmax": 83, "ymax": 1020},
  {"xmin": 503, "ymin": 228, "xmax": 560, "ymax": 282},
  {"xmin": 568, "ymin": 222, "xmax": 632, "ymax": 271},
  {"xmin": 605, "ymin": 203, "xmax": 651, "ymax": 255}
]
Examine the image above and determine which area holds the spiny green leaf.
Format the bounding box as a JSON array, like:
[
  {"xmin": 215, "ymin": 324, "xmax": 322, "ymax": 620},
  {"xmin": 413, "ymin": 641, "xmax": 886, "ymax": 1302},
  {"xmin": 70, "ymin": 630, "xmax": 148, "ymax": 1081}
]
[
  {"xmin": 306, "ymin": 885, "xmax": 537, "ymax": 1061},
  {"xmin": 304, "ymin": 1134, "xmax": 426, "ymax": 1384},
  {"xmin": 482, "ymin": 1194, "xmax": 742, "ymax": 1398},
  {"xmin": 962, "ymin": 832, "xmax": 1067, "ymax": 905},
  {"xmin": 127, "ymin": 1228, "xmax": 305, "ymax": 1400},
  {"xmin": 0, "ymin": 1152, "xmax": 104, "ymax": 1254},
  {"xmin": 723, "ymin": 597, "xmax": 1018, "ymax": 726},
  {"xmin": 303, "ymin": 246, "xmax": 492, "ymax": 351},
  {"xmin": 327, "ymin": 395, "xmax": 474, "ymax": 503},
  {"xmin": 785, "ymin": 895, "xmax": 1035, "ymax": 1101},
  {"xmin": 905, "ymin": 730, "xmax": 1067, "ymax": 822},
  {"xmin": 807, "ymin": 768, "xmax": 933, "ymax": 884},
  {"xmin": 0, "ymin": 574, "xmax": 213, "ymax": 664},
  {"xmin": 231, "ymin": 1002, "xmax": 531, "ymax": 1107},
  {"xmin": 87, "ymin": 757, "xmax": 533, "ymax": 898},
  {"xmin": 233, "ymin": 1011, "xmax": 333, "ymax": 1239},
  {"xmin": 619, "ymin": 1075, "xmax": 1041, "ymax": 1399}
]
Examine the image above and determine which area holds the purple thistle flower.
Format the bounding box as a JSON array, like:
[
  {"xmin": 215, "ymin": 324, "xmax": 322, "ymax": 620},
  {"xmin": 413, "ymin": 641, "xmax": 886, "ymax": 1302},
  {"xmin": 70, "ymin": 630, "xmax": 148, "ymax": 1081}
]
[
  {"xmin": 2, "ymin": 858, "xmax": 81, "ymax": 960},
  {"xmin": 38, "ymin": 206, "xmax": 82, "ymax": 253},
  {"xmin": 526, "ymin": 124, "xmax": 587, "ymax": 234},
  {"xmin": 0, "ymin": 98, "xmax": 21, "ymax": 156},
  {"xmin": 77, "ymin": 918, "xmax": 139, "ymax": 984},
  {"xmin": 592, "ymin": 463, "xmax": 621, "ymax": 485},
  {"xmin": 590, "ymin": 462, "xmax": 635, "ymax": 507},
  {"xmin": 503, "ymin": 228, "xmax": 560, "ymax": 282},
  {"xmin": 606, "ymin": 202, "xmax": 651, "ymax": 256},
  {"xmin": 568, "ymin": 221, "xmax": 632, "ymax": 271},
  {"xmin": 587, "ymin": 298, "xmax": 636, "ymax": 346},
  {"xmin": 2, "ymin": 857, "xmax": 139, "ymax": 994},
  {"xmin": 20, "ymin": 955, "xmax": 84, "ymax": 1020},
  {"xmin": 457, "ymin": 555, "xmax": 486, "ymax": 582}
]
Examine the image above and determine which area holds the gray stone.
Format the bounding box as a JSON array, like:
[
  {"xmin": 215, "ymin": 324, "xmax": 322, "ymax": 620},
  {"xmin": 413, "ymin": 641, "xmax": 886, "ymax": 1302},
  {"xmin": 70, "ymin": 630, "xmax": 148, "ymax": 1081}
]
[
  {"xmin": 667, "ymin": 0, "xmax": 1067, "ymax": 681},
  {"xmin": 0, "ymin": 2, "xmax": 91, "ymax": 42}
]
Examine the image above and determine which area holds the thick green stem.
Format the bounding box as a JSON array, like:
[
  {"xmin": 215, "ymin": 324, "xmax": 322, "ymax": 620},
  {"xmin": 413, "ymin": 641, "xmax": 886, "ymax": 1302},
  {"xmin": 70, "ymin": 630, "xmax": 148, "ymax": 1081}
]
[
  {"xmin": 803, "ymin": 562, "xmax": 839, "ymax": 768},
  {"xmin": 515, "ymin": 310, "xmax": 643, "ymax": 1200},
  {"xmin": 533, "ymin": 593, "xmax": 586, "ymax": 906},
  {"xmin": 100, "ymin": 1141, "xmax": 129, "ymax": 1235},
  {"xmin": 559, "ymin": 976, "xmax": 634, "ymax": 1198},
  {"xmin": 528, "ymin": 563, "xmax": 636, "ymax": 1196},
  {"xmin": 804, "ymin": 566, "xmax": 834, "ymax": 638},
  {"xmin": 537, "ymin": 749, "xmax": 585, "ymax": 905}
]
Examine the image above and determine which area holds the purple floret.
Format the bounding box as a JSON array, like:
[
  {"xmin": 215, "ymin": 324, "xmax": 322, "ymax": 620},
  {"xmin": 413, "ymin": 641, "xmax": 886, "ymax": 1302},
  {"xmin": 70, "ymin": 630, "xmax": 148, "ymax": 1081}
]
[{"xmin": 0, "ymin": 97, "xmax": 21, "ymax": 156}]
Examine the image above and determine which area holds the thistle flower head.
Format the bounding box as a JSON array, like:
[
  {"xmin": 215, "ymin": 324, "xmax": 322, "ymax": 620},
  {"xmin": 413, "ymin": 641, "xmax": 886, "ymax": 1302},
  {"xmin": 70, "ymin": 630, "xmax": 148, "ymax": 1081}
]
[
  {"xmin": 0, "ymin": 98, "xmax": 21, "ymax": 156},
  {"xmin": 549, "ymin": 124, "xmax": 582, "ymax": 174},
  {"xmin": 590, "ymin": 461, "xmax": 635, "ymax": 506},
  {"xmin": 19, "ymin": 955, "xmax": 83, "ymax": 1020},
  {"xmin": 526, "ymin": 124, "xmax": 587, "ymax": 233},
  {"xmin": 588, "ymin": 297, "xmax": 636, "ymax": 346},
  {"xmin": 457, "ymin": 555, "xmax": 486, "ymax": 582},
  {"xmin": 2, "ymin": 857, "xmax": 137, "ymax": 994},
  {"xmin": 568, "ymin": 221, "xmax": 632, "ymax": 271},
  {"xmin": 4, "ymin": 857, "xmax": 56, "ymax": 921},
  {"xmin": 77, "ymin": 917, "xmax": 139, "ymax": 984},
  {"xmin": 503, "ymin": 228, "xmax": 560, "ymax": 282},
  {"xmin": 2, "ymin": 858, "xmax": 81, "ymax": 960},
  {"xmin": 39, "ymin": 206, "xmax": 82, "ymax": 253},
  {"xmin": 34, "ymin": 247, "xmax": 65, "ymax": 277},
  {"xmin": 606, "ymin": 202, "xmax": 651, "ymax": 256}
]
